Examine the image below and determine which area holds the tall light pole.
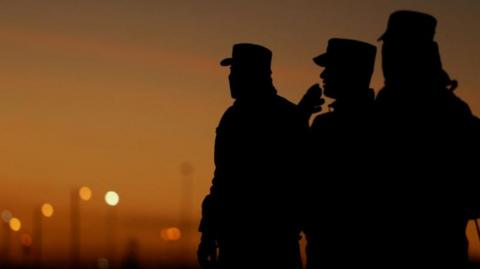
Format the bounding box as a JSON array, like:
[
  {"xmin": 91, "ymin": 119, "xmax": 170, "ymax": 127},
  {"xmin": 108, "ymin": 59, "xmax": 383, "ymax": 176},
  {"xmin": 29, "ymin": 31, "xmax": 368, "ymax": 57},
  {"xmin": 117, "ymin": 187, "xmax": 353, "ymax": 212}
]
[
  {"xmin": 20, "ymin": 232, "xmax": 33, "ymax": 267},
  {"xmin": 104, "ymin": 190, "xmax": 120, "ymax": 268},
  {"xmin": 180, "ymin": 162, "xmax": 194, "ymax": 225},
  {"xmin": 179, "ymin": 162, "xmax": 194, "ymax": 261},
  {"xmin": 1, "ymin": 210, "xmax": 13, "ymax": 267},
  {"xmin": 33, "ymin": 203, "xmax": 54, "ymax": 267},
  {"xmin": 70, "ymin": 187, "xmax": 80, "ymax": 268},
  {"xmin": 71, "ymin": 186, "xmax": 92, "ymax": 268},
  {"xmin": 9, "ymin": 217, "xmax": 22, "ymax": 264}
]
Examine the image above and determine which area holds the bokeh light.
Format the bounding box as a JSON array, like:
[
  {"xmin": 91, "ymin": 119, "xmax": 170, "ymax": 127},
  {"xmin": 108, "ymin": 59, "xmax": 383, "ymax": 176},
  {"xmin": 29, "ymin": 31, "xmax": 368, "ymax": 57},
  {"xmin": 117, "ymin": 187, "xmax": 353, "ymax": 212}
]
[
  {"xmin": 41, "ymin": 203, "xmax": 54, "ymax": 218},
  {"xmin": 20, "ymin": 233, "xmax": 33, "ymax": 247},
  {"xmin": 105, "ymin": 191, "xmax": 119, "ymax": 206},
  {"xmin": 9, "ymin": 218, "xmax": 21, "ymax": 232},
  {"xmin": 161, "ymin": 227, "xmax": 182, "ymax": 241},
  {"xmin": 1, "ymin": 210, "xmax": 12, "ymax": 223},
  {"xmin": 79, "ymin": 186, "xmax": 92, "ymax": 201},
  {"xmin": 97, "ymin": 258, "xmax": 109, "ymax": 269}
]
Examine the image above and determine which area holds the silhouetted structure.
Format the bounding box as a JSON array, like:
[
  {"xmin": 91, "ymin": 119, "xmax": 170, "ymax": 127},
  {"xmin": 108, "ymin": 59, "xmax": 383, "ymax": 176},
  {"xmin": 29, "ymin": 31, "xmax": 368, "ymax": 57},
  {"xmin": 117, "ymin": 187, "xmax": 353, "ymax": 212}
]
[
  {"xmin": 198, "ymin": 43, "xmax": 307, "ymax": 269},
  {"xmin": 303, "ymin": 38, "xmax": 377, "ymax": 269},
  {"xmin": 375, "ymin": 10, "xmax": 480, "ymax": 268},
  {"xmin": 1, "ymin": 221, "xmax": 12, "ymax": 268},
  {"xmin": 121, "ymin": 239, "xmax": 140, "ymax": 269},
  {"xmin": 70, "ymin": 188, "xmax": 80, "ymax": 269}
]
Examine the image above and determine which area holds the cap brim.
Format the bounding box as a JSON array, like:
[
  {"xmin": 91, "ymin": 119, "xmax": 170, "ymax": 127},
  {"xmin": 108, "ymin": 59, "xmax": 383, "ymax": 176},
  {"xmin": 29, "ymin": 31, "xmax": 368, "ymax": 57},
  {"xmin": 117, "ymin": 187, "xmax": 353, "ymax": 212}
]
[
  {"xmin": 220, "ymin": 58, "xmax": 233, "ymax": 66},
  {"xmin": 313, "ymin": 53, "xmax": 328, "ymax": 66}
]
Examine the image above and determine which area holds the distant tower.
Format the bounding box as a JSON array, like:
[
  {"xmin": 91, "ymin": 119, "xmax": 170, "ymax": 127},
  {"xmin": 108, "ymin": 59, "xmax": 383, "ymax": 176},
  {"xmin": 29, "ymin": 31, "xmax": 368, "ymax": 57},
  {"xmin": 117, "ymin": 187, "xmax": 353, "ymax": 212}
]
[
  {"xmin": 179, "ymin": 162, "xmax": 194, "ymax": 260},
  {"xmin": 1, "ymin": 211, "xmax": 12, "ymax": 268},
  {"xmin": 70, "ymin": 188, "xmax": 80, "ymax": 269},
  {"xmin": 180, "ymin": 162, "xmax": 194, "ymax": 226}
]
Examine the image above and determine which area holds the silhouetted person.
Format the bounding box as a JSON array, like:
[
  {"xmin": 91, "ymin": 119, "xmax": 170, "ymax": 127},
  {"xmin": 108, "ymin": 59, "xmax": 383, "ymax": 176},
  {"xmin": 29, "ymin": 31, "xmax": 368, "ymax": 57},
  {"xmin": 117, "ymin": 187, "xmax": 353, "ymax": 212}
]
[
  {"xmin": 198, "ymin": 43, "xmax": 307, "ymax": 269},
  {"xmin": 301, "ymin": 38, "xmax": 377, "ymax": 269},
  {"xmin": 375, "ymin": 10, "xmax": 480, "ymax": 268}
]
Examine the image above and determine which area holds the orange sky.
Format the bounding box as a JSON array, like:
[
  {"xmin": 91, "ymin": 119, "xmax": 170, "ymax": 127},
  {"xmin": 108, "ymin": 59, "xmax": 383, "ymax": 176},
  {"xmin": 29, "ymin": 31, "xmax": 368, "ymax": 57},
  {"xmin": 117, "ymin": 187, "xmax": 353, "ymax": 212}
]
[{"xmin": 1, "ymin": 0, "xmax": 480, "ymax": 265}]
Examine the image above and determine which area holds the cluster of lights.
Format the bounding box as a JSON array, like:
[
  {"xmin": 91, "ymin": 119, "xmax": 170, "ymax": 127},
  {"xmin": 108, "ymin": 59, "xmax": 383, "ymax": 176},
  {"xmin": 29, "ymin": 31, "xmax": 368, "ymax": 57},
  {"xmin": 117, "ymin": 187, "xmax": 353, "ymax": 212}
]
[
  {"xmin": 2, "ymin": 187, "xmax": 119, "ymax": 222},
  {"xmin": 79, "ymin": 186, "xmax": 119, "ymax": 207},
  {"xmin": 2, "ymin": 186, "xmax": 121, "ymax": 252},
  {"xmin": 2, "ymin": 210, "xmax": 21, "ymax": 232}
]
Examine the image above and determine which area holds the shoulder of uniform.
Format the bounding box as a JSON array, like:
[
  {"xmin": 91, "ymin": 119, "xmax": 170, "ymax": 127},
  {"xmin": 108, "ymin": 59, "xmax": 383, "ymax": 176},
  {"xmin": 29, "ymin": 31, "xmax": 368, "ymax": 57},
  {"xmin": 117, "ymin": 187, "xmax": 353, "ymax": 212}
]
[
  {"xmin": 311, "ymin": 112, "xmax": 335, "ymax": 128},
  {"xmin": 438, "ymin": 91, "xmax": 474, "ymax": 120},
  {"xmin": 221, "ymin": 104, "xmax": 237, "ymax": 119},
  {"xmin": 375, "ymin": 87, "xmax": 390, "ymax": 102},
  {"xmin": 274, "ymin": 95, "xmax": 297, "ymax": 110},
  {"xmin": 451, "ymin": 93, "xmax": 472, "ymax": 112},
  {"xmin": 216, "ymin": 105, "xmax": 237, "ymax": 131}
]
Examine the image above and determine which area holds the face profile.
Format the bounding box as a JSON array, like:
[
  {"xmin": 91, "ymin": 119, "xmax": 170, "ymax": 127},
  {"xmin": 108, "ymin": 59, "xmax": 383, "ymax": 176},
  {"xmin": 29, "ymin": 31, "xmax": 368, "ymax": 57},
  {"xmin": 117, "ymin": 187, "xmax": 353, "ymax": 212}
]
[
  {"xmin": 221, "ymin": 43, "xmax": 274, "ymax": 100},
  {"xmin": 313, "ymin": 38, "xmax": 376, "ymax": 102},
  {"xmin": 320, "ymin": 63, "xmax": 351, "ymax": 99}
]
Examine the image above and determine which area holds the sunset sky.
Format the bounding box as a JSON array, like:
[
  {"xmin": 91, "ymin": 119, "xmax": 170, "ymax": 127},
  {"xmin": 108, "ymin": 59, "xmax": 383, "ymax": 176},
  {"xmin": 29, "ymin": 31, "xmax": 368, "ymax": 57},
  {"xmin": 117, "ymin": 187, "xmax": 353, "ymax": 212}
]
[{"xmin": 1, "ymin": 0, "xmax": 480, "ymax": 265}]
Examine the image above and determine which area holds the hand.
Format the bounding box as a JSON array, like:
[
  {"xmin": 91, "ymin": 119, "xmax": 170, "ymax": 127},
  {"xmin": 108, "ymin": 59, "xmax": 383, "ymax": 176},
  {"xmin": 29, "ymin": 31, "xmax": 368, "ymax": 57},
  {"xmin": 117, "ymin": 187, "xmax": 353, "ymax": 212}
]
[
  {"xmin": 298, "ymin": 84, "xmax": 325, "ymax": 115},
  {"xmin": 198, "ymin": 233, "xmax": 218, "ymax": 269}
]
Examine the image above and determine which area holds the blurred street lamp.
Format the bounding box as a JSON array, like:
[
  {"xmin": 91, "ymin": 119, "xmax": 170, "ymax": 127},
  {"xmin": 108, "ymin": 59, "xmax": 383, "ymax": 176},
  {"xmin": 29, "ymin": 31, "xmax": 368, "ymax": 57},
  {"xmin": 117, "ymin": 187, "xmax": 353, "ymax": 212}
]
[
  {"xmin": 41, "ymin": 203, "xmax": 54, "ymax": 218},
  {"xmin": 105, "ymin": 191, "xmax": 119, "ymax": 207},
  {"xmin": 1, "ymin": 210, "xmax": 12, "ymax": 223},
  {"xmin": 104, "ymin": 190, "xmax": 120, "ymax": 267},
  {"xmin": 20, "ymin": 232, "xmax": 33, "ymax": 266},
  {"xmin": 79, "ymin": 186, "xmax": 92, "ymax": 201},
  {"xmin": 34, "ymin": 203, "xmax": 55, "ymax": 265},
  {"xmin": 9, "ymin": 217, "xmax": 21, "ymax": 232},
  {"xmin": 97, "ymin": 257, "xmax": 110, "ymax": 269},
  {"xmin": 21, "ymin": 233, "xmax": 33, "ymax": 247},
  {"xmin": 71, "ymin": 186, "xmax": 92, "ymax": 268},
  {"xmin": 161, "ymin": 227, "xmax": 182, "ymax": 241}
]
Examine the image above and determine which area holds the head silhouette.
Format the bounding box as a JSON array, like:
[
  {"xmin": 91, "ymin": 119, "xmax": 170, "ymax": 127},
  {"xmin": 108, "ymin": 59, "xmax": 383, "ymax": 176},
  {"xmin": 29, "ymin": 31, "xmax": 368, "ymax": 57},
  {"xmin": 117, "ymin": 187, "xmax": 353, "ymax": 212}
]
[
  {"xmin": 313, "ymin": 38, "xmax": 376, "ymax": 100},
  {"xmin": 221, "ymin": 43, "xmax": 274, "ymax": 100},
  {"xmin": 379, "ymin": 10, "xmax": 452, "ymax": 89}
]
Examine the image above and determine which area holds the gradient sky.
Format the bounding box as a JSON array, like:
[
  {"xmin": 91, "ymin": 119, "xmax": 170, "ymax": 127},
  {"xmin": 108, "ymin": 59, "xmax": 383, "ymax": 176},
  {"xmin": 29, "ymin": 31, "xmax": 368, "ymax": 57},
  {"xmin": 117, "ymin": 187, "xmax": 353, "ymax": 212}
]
[{"xmin": 1, "ymin": 0, "xmax": 480, "ymax": 264}]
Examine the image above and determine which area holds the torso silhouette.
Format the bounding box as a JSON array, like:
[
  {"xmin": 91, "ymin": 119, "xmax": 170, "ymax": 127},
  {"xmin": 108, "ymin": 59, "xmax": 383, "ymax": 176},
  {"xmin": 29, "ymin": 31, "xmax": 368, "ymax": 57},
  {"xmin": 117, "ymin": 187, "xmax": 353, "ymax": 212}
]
[
  {"xmin": 306, "ymin": 91, "xmax": 378, "ymax": 269},
  {"xmin": 375, "ymin": 83, "xmax": 480, "ymax": 268},
  {"xmin": 200, "ymin": 89, "xmax": 306, "ymax": 269}
]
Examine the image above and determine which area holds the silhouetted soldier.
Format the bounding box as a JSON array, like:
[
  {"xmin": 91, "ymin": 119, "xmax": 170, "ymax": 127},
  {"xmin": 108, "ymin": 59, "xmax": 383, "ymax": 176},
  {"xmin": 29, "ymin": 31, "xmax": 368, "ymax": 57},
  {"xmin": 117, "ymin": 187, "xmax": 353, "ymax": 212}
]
[
  {"xmin": 375, "ymin": 10, "xmax": 480, "ymax": 268},
  {"xmin": 198, "ymin": 43, "xmax": 306, "ymax": 269},
  {"xmin": 302, "ymin": 38, "xmax": 377, "ymax": 269}
]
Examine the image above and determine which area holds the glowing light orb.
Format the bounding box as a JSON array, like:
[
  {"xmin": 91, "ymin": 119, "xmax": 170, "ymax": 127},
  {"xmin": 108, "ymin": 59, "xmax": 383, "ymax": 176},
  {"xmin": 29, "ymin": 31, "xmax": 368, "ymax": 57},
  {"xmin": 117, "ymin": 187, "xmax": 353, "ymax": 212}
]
[
  {"xmin": 105, "ymin": 191, "xmax": 119, "ymax": 206},
  {"xmin": 79, "ymin": 186, "xmax": 92, "ymax": 201},
  {"xmin": 1, "ymin": 210, "xmax": 12, "ymax": 223},
  {"xmin": 97, "ymin": 258, "xmax": 109, "ymax": 269},
  {"xmin": 9, "ymin": 218, "xmax": 21, "ymax": 232},
  {"xmin": 161, "ymin": 227, "xmax": 182, "ymax": 241},
  {"xmin": 41, "ymin": 203, "xmax": 54, "ymax": 218},
  {"xmin": 20, "ymin": 233, "xmax": 33, "ymax": 247}
]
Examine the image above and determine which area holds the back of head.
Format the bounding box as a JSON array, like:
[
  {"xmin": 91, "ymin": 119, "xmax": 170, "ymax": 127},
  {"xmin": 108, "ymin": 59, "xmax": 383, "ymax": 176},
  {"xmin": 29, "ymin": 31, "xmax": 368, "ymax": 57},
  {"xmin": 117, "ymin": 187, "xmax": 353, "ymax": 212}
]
[
  {"xmin": 380, "ymin": 10, "xmax": 437, "ymax": 43},
  {"xmin": 379, "ymin": 10, "xmax": 454, "ymax": 91}
]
